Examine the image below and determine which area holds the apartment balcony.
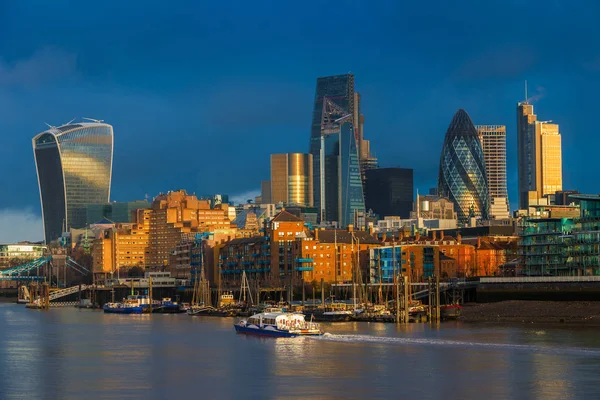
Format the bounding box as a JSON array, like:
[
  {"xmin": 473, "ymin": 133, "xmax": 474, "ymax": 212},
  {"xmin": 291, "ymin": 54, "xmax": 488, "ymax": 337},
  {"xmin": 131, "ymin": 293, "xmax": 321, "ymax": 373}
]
[
  {"xmin": 294, "ymin": 266, "xmax": 314, "ymax": 272},
  {"xmin": 295, "ymin": 258, "xmax": 314, "ymax": 263}
]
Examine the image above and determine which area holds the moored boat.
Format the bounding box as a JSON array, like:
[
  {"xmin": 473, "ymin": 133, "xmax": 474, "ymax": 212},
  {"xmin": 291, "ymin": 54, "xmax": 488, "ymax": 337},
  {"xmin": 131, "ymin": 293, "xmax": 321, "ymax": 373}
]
[
  {"xmin": 303, "ymin": 302, "xmax": 355, "ymax": 322},
  {"xmin": 103, "ymin": 295, "xmax": 150, "ymax": 314},
  {"xmin": 440, "ymin": 304, "xmax": 462, "ymax": 320},
  {"xmin": 153, "ymin": 297, "xmax": 186, "ymax": 313},
  {"xmin": 187, "ymin": 304, "xmax": 231, "ymax": 316},
  {"xmin": 234, "ymin": 308, "xmax": 324, "ymax": 337}
]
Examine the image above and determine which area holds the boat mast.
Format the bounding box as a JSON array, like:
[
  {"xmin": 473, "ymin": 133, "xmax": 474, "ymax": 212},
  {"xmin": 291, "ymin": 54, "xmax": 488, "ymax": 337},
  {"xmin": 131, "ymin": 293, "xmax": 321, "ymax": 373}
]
[
  {"xmin": 378, "ymin": 251, "xmax": 383, "ymax": 305},
  {"xmin": 352, "ymin": 233, "xmax": 356, "ymax": 310},
  {"xmin": 240, "ymin": 271, "xmax": 253, "ymax": 305},
  {"xmin": 333, "ymin": 229, "xmax": 337, "ymax": 303}
]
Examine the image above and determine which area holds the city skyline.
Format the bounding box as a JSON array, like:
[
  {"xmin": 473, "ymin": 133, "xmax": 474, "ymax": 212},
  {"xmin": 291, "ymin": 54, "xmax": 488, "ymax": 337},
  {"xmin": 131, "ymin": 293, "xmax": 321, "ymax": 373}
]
[{"xmin": 1, "ymin": 1, "xmax": 599, "ymax": 241}]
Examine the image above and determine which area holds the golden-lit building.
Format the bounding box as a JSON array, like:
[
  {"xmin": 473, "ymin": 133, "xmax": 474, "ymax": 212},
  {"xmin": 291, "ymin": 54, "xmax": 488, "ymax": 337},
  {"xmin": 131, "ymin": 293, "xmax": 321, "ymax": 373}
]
[
  {"xmin": 270, "ymin": 153, "xmax": 313, "ymax": 206},
  {"xmin": 91, "ymin": 215, "xmax": 151, "ymax": 280},
  {"xmin": 476, "ymin": 125, "xmax": 510, "ymax": 219},
  {"xmin": 517, "ymin": 100, "xmax": 562, "ymax": 209},
  {"xmin": 293, "ymin": 227, "xmax": 381, "ymax": 284},
  {"xmin": 540, "ymin": 122, "xmax": 562, "ymax": 197},
  {"xmin": 370, "ymin": 232, "xmax": 478, "ymax": 282},
  {"xmin": 217, "ymin": 212, "xmax": 381, "ymax": 288},
  {"xmin": 92, "ymin": 190, "xmax": 235, "ymax": 281},
  {"xmin": 217, "ymin": 210, "xmax": 307, "ymax": 288}
]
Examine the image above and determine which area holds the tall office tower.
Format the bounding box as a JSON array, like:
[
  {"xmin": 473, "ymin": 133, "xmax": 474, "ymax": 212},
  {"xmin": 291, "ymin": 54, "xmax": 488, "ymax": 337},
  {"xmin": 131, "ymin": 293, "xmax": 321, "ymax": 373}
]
[
  {"xmin": 539, "ymin": 122, "xmax": 562, "ymax": 198},
  {"xmin": 310, "ymin": 74, "xmax": 355, "ymax": 211},
  {"xmin": 476, "ymin": 125, "xmax": 510, "ymax": 219},
  {"xmin": 438, "ymin": 109, "xmax": 489, "ymax": 224},
  {"xmin": 309, "ymin": 74, "xmax": 374, "ymax": 224},
  {"xmin": 33, "ymin": 121, "xmax": 114, "ymax": 244},
  {"xmin": 354, "ymin": 92, "xmax": 378, "ymax": 178},
  {"xmin": 310, "ymin": 94, "xmax": 365, "ymax": 227},
  {"xmin": 517, "ymin": 97, "xmax": 562, "ymax": 209},
  {"xmin": 260, "ymin": 180, "xmax": 272, "ymax": 204},
  {"xmin": 364, "ymin": 168, "xmax": 413, "ymax": 218},
  {"xmin": 270, "ymin": 153, "xmax": 313, "ymax": 206}
]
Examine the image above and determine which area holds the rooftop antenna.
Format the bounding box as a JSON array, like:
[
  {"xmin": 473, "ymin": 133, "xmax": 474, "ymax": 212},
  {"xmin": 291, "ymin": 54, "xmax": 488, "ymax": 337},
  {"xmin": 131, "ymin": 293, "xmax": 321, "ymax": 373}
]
[
  {"xmin": 65, "ymin": 118, "xmax": 75, "ymax": 126},
  {"xmin": 43, "ymin": 122, "xmax": 55, "ymax": 130},
  {"xmin": 525, "ymin": 80, "xmax": 528, "ymax": 103},
  {"xmin": 82, "ymin": 117, "xmax": 105, "ymax": 123}
]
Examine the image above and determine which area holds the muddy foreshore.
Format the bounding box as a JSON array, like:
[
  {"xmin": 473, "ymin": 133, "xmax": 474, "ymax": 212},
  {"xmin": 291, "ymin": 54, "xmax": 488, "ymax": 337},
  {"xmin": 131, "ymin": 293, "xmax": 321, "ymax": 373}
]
[{"xmin": 460, "ymin": 300, "xmax": 600, "ymax": 325}]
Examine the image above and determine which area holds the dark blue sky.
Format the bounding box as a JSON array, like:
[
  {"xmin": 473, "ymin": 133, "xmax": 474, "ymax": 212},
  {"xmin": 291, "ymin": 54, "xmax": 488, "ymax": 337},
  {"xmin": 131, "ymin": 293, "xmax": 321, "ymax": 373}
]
[{"xmin": 1, "ymin": 0, "xmax": 599, "ymax": 239}]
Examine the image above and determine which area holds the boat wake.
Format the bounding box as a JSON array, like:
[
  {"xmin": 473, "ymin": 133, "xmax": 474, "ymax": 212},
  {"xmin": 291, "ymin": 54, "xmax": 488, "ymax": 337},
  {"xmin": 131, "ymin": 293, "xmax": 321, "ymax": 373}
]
[{"xmin": 314, "ymin": 333, "xmax": 600, "ymax": 357}]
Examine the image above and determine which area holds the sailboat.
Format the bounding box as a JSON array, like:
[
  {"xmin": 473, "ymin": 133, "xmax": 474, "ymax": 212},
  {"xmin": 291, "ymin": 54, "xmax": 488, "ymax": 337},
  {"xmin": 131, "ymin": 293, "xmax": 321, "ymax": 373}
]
[
  {"xmin": 187, "ymin": 276, "xmax": 219, "ymax": 316},
  {"xmin": 187, "ymin": 248, "xmax": 229, "ymax": 316},
  {"xmin": 229, "ymin": 271, "xmax": 254, "ymax": 316}
]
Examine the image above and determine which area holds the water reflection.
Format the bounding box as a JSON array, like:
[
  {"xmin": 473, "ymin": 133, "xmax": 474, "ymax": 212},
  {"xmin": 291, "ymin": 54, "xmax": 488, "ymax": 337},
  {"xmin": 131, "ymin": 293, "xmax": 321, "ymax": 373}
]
[{"xmin": 1, "ymin": 304, "xmax": 600, "ymax": 399}]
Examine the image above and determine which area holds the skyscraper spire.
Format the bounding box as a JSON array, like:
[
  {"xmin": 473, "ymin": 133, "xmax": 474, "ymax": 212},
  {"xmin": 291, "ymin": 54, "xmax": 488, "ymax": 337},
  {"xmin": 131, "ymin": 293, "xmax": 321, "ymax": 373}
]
[{"xmin": 525, "ymin": 80, "xmax": 528, "ymax": 103}]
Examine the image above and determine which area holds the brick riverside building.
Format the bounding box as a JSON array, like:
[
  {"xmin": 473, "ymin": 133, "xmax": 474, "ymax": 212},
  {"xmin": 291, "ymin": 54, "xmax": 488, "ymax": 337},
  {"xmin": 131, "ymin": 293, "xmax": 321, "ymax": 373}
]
[
  {"xmin": 92, "ymin": 190, "xmax": 235, "ymax": 282},
  {"xmin": 292, "ymin": 227, "xmax": 381, "ymax": 285}
]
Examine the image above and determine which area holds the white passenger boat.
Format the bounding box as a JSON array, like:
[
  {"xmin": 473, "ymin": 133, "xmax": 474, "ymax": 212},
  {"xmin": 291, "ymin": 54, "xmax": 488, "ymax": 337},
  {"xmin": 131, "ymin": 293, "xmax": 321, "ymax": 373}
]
[{"xmin": 234, "ymin": 308, "xmax": 324, "ymax": 337}]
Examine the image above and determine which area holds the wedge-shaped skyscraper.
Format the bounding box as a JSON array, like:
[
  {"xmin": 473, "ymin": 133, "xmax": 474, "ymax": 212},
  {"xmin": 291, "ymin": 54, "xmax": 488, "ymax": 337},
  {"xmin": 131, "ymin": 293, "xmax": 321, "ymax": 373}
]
[
  {"xmin": 309, "ymin": 75, "xmax": 365, "ymax": 227},
  {"xmin": 438, "ymin": 109, "xmax": 489, "ymax": 224},
  {"xmin": 33, "ymin": 121, "xmax": 114, "ymax": 243}
]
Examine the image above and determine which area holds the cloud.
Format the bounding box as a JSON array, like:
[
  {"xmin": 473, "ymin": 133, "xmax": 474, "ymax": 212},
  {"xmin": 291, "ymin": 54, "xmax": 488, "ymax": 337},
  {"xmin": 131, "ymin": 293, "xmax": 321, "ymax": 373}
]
[
  {"xmin": 526, "ymin": 85, "xmax": 546, "ymax": 103},
  {"xmin": 0, "ymin": 209, "xmax": 43, "ymax": 243},
  {"xmin": 0, "ymin": 47, "xmax": 76, "ymax": 88},
  {"xmin": 454, "ymin": 45, "xmax": 537, "ymax": 81},
  {"xmin": 229, "ymin": 190, "xmax": 261, "ymax": 205},
  {"xmin": 202, "ymin": 81, "xmax": 310, "ymax": 129}
]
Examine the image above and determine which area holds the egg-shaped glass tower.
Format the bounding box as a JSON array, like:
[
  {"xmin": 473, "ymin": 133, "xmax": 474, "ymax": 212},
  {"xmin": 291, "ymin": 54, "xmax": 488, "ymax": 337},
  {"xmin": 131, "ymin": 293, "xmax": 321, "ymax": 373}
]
[{"xmin": 438, "ymin": 109, "xmax": 489, "ymax": 224}]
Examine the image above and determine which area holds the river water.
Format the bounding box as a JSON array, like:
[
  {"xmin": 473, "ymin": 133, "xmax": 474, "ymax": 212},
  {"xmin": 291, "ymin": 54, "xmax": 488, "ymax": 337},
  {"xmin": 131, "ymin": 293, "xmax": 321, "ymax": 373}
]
[{"xmin": 1, "ymin": 303, "xmax": 599, "ymax": 400}]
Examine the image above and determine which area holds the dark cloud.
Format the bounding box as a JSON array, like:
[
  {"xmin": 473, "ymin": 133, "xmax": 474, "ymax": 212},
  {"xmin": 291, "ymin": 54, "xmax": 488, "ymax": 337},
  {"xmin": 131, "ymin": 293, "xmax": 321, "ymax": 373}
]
[
  {"xmin": 0, "ymin": 47, "xmax": 76, "ymax": 88},
  {"xmin": 0, "ymin": 209, "xmax": 43, "ymax": 242},
  {"xmin": 454, "ymin": 45, "xmax": 537, "ymax": 81}
]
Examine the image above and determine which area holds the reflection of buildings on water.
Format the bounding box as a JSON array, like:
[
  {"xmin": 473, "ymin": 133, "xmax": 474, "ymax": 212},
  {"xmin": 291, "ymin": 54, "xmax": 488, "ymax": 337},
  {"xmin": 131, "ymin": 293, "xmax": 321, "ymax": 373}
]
[{"xmin": 530, "ymin": 353, "xmax": 572, "ymax": 400}]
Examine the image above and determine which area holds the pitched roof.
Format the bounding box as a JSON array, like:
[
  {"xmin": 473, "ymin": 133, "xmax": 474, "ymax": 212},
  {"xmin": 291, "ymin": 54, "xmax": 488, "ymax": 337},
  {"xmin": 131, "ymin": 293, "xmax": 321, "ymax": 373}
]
[
  {"xmin": 272, "ymin": 210, "xmax": 304, "ymax": 222},
  {"xmin": 226, "ymin": 236, "xmax": 268, "ymax": 246}
]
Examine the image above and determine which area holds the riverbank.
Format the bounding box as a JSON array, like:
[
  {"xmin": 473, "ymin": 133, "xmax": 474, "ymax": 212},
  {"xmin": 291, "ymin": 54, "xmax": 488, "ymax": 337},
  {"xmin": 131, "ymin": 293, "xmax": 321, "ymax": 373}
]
[{"xmin": 460, "ymin": 300, "xmax": 600, "ymax": 325}]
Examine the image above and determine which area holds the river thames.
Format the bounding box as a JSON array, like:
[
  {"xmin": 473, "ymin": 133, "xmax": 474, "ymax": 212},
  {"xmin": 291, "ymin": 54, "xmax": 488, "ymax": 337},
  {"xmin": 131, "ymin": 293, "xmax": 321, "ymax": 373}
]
[{"xmin": 1, "ymin": 303, "xmax": 600, "ymax": 399}]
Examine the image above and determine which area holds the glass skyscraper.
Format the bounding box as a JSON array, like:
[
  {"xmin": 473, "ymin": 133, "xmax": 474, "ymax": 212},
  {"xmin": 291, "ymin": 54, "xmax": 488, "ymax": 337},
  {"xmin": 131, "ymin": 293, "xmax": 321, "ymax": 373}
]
[
  {"xmin": 309, "ymin": 74, "xmax": 366, "ymax": 227},
  {"xmin": 438, "ymin": 109, "xmax": 489, "ymax": 224},
  {"xmin": 365, "ymin": 168, "xmax": 414, "ymax": 218},
  {"xmin": 309, "ymin": 74, "xmax": 355, "ymax": 211},
  {"xmin": 270, "ymin": 153, "xmax": 313, "ymax": 207},
  {"xmin": 33, "ymin": 121, "xmax": 114, "ymax": 243}
]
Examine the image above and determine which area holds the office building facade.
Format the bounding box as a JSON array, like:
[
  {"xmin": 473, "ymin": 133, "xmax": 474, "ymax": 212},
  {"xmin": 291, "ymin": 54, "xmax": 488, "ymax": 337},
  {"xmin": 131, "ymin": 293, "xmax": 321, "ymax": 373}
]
[
  {"xmin": 438, "ymin": 109, "xmax": 489, "ymax": 224},
  {"xmin": 270, "ymin": 153, "xmax": 313, "ymax": 207},
  {"xmin": 364, "ymin": 168, "xmax": 413, "ymax": 218},
  {"xmin": 476, "ymin": 125, "xmax": 510, "ymax": 219},
  {"xmin": 308, "ymin": 74, "xmax": 373, "ymax": 225},
  {"xmin": 517, "ymin": 101, "xmax": 563, "ymax": 209},
  {"xmin": 33, "ymin": 121, "xmax": 114, "ymax": 243}
]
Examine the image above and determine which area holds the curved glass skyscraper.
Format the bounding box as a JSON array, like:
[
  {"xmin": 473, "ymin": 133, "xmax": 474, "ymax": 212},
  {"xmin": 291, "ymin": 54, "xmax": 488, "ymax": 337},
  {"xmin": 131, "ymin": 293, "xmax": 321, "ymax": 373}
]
[
  {"xmin": 438, "ymin": 109, "xmax": 489, "ymax": 224},
  {"xmin": 33, "ymin": 121, "xmax": 114, "ymax": 243}
]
